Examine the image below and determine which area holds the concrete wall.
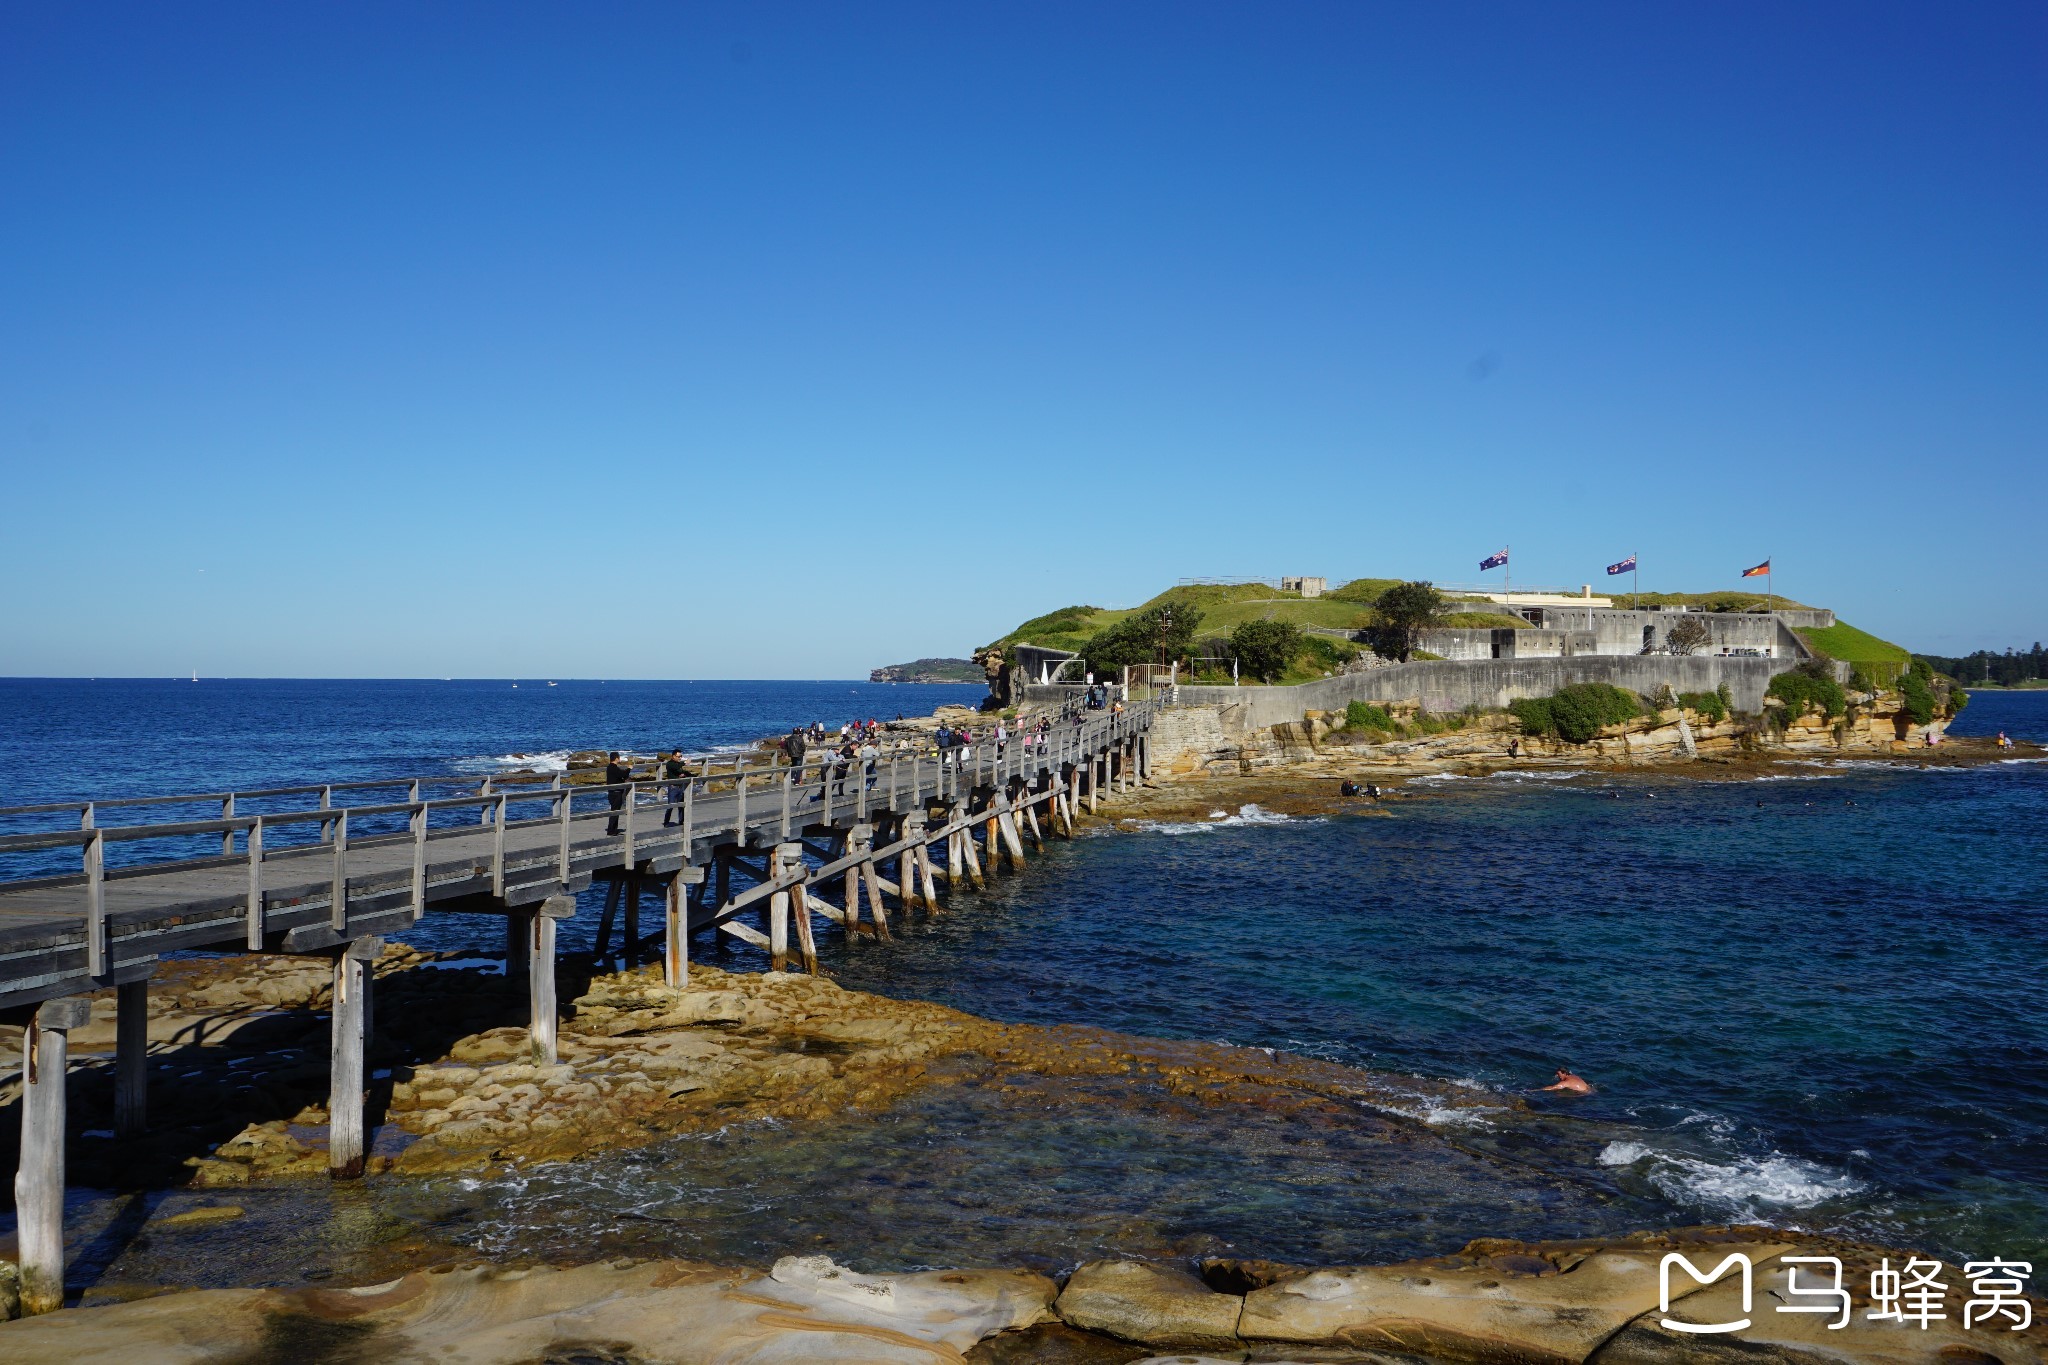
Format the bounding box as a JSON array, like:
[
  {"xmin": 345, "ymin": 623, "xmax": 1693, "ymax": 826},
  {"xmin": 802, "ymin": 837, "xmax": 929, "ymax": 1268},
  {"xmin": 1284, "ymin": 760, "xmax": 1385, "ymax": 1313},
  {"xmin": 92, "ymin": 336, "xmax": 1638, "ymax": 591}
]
[
  {"xmin": 1417, "ymin": 610, "xmax": 1813, "ymax": 662},
  {"xmin": 1175, "ymin": 654, "xmax": 1786, "ymax": 729}
]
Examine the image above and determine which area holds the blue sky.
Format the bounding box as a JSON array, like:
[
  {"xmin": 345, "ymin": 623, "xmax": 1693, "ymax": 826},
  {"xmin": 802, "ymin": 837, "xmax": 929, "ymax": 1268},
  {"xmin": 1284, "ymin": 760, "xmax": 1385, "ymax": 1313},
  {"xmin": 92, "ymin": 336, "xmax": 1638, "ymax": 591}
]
[{"xmin": 4, "ymin": 2, "xmax": 2042, "ymax": 677}]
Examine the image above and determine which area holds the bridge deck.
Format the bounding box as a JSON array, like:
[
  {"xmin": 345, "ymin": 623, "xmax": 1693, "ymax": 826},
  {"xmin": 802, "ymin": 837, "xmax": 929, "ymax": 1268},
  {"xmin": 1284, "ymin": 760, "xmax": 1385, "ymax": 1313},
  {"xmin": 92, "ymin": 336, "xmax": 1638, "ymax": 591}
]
[{"xmin": 0, "ymin": 705, "xmax": 1154, "ymax": 1011}]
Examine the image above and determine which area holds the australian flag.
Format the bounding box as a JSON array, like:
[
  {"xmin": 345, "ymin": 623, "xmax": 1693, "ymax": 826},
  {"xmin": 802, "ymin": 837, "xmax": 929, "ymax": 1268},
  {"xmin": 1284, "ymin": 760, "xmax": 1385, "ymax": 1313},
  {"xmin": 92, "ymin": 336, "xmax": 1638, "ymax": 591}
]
[
  {"xmin": 1479, "ymin": 548, "xmax": 1509, "ymax": 571},
  {"xmin": 1607, "ymin": 555, "xmax": 1636, "ymax": 576}
]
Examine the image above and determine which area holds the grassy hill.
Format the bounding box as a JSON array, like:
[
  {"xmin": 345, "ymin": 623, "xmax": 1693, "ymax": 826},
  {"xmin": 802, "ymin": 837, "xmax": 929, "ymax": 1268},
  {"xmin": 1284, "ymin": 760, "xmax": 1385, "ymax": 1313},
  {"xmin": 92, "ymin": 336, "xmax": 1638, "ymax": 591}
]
[
  {"xmin": 1795, "ymin": 621, "xmax": 1912, "ymax": 682},
  {"xmin": 982, "ymin": 582, "xmax": 1374, "ymax": 655},
  {"xmin": 983, "ymin": 578, "xmax": 1909, "ymax": 687}
]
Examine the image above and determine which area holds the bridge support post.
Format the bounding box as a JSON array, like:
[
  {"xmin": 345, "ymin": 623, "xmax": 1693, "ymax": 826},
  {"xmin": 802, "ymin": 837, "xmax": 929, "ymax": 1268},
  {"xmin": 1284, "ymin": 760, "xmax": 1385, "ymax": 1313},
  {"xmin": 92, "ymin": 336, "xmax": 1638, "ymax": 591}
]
[
  {"xmin": 328, "ymin": 936, "xmax": 381, "ymax": 1181},
  {"xmin": 1138, "ymin": 733, "xmax": 1149, "ymax": 780},
  {"xmin": 530, "ymin": 895, "xmax": 574, "ymax": 1065},
  {"xmin": 665, "ymin": 874, "xmax": 688, "ymax": 988},
  {"xmin": 623, "ymin": 873, "xmax": 642, "ymax": 964},
  {"xmin": 115, "ymin": 979, "xmax": 149, "ymax": 1138},
  {"xmin": 505, "ymin": 911, "xmax": 531, "ymax": 979},
  {"xmin": 961, "ymin": 818, "xmax": 986, "ymax": 889},
  {"xmin": 899, "ymin": 819, "xmax": 927, "ymax": 909},
  {"xmin": 775, "ymin": 844, "xmax": 817, "ymax": 974},
  {"xmin": 593, "ymin": 877, "xmax": 622, "ymax": 965},
  {"xmin": 768, "ymin": 877, "xmax": 790, "ymax": 972},
  {"xmin": 997, "ymin": 809, "xmax": 1026, "ymax": 866},
  {"xmin": 15, "ymin": 996, "xmax": 89, "ymax": 1314}
]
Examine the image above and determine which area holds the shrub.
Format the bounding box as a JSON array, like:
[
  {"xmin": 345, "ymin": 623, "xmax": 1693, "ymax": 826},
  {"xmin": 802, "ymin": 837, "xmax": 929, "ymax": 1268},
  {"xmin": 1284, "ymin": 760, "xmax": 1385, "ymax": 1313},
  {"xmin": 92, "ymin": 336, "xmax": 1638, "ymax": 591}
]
[
  {"xmin": 1665, "ymin": 617, "xmax": 1711, "ymax": 656},
  {"xmin": 1897, "ymin": 669, "xmax": 1936, "ymax": 725},
  {"xmin": 1229, "ymin": 619, "xmax": 1304, "ymax": 683},
  {"xmin": 1344, "ymin": 700, "xmax": 1394, "ymax": 732},
  {"xmin": 1083, "ymin": 603, "xmax": 1204, "ymax": 675},
  {"xmin": 1767, "ymin": 667, "xmax": 1846, "ymax": 722},
  {"xmin": 1510, "ymin": 683, "xmax": 1645, "ymax": 743},
  {"xmin": 1678, "ymin": 690, "xmax": 1728, "ymax": 724}
]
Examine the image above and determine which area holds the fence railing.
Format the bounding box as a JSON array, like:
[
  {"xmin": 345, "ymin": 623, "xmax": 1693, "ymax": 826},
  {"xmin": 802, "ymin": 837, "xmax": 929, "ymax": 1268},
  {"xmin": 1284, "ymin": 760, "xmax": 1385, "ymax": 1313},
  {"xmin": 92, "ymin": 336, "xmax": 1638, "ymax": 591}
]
[{"xmin": 0, "ymin": 700, "xmax": 1157, "ymax": 975}]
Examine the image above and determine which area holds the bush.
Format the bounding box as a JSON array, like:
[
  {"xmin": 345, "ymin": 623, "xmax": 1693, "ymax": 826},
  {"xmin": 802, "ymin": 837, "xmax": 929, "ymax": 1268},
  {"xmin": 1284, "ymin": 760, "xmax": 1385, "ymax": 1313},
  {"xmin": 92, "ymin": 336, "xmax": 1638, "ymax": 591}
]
[
  {"xmin": 1082, "ymin": 603, "xmax": 1204, "ymax": 675},
  {"xmin": 1677, "ymin": 690, "xmax": 1728, "ymax": 724},
  {"xmin": 1767, "ymin": 666, "xmax": 1846, "ymax": 722},
  {"xmin": 1510, "ymin": 683, "xmax": 1645, "ymax": 743},
  {"xmin": 1665, "ymin": 617, "xmax": 1711, "ymax": 656},
  {"xmin": 1344, "ymin": 700, "xmax": 1394, "ymax": 733},
  {"xmin": 1898, "ymin": 669, "xmax": 1936, "ymax": 725},
  {"xmin": 1365, "ymin": 581, "xmax": 1445, "ymax": 662},
  {"xmin": 1229, "ymin": 619, "xmax": 1304, "ymax": 683}
]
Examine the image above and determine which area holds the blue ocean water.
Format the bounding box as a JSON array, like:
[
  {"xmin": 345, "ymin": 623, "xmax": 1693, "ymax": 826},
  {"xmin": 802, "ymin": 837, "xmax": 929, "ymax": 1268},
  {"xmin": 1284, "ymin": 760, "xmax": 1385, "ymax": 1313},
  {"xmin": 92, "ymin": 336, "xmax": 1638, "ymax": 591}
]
[{"xmin": 3, "ymin": 681, "xmax": 2043, "ymax": 1272}]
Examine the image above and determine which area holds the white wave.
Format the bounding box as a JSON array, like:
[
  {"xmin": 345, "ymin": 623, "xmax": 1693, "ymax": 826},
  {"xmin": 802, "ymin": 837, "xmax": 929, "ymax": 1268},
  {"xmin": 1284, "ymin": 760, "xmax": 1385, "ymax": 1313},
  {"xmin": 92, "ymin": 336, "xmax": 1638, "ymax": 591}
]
[
  {"xmin": 1598, "ymin": 1140, "xmax": 1861, "ymax": 1213},
  {"xmin": 454, "ymin": 750, "xmax": 572, "ymax": 775},
  {"xmin": 1997, "ymin": 756, "xmax": 2048, "ymax": 765},
  {"xmin": 1133, "ymin": 803, "xmax": 1323, "ymax": 835},
  {"xmin": 1404, "ymin": 773, "xmax": 1473, "ymax": 786},
  {"xmin": 1488, "ymin": 769, "xmax": 1586, "ymax": 782},
  {"xmin": 1742, "ymin": 772, "xmax": 1843, "ymax": 783}
]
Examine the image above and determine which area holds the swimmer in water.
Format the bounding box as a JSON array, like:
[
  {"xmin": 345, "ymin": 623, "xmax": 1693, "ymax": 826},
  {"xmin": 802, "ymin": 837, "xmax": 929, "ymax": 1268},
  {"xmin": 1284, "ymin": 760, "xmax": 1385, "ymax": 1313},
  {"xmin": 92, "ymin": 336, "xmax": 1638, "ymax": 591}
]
[{"xmin": 1539, "ymin": 1068, "xmax": 1593, "ymax": 1095}]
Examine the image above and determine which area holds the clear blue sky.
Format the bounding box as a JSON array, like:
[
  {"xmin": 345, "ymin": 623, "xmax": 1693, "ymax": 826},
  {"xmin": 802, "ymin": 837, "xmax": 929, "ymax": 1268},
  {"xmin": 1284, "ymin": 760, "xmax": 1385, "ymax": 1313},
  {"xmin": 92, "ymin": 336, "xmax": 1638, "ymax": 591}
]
[{"xmin": 4, "ymin": 2, "xmax": 2042, "ymax": 677}]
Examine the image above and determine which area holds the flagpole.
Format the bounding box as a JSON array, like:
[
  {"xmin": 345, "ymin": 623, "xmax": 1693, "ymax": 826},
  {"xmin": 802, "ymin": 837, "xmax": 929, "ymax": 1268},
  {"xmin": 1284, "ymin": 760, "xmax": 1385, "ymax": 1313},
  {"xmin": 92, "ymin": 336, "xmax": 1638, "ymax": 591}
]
[
  {"xmin": 1633, "ymin": 552, "xmax": 1639, "ymax": 610},
  {"xmin": 1505, "ymin": 544, "xmax": 1510, "ymax": 597}
]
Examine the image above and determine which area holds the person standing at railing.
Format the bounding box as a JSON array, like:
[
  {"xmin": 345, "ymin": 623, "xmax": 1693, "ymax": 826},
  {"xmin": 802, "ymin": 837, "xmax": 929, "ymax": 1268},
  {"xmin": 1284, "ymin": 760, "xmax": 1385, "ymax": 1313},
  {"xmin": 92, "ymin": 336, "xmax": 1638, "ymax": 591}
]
[
  {"xmin": 859, "ymin": 735, "xmax": 879, "ymax": 790},
  {"xmin": 605, "ymin": 751, "xmax": 632, "ymax": 835},
  {"xmin": 782, "ymin": 726, "xmax": 808, "ymax": 784},
  {"xmin": 661, "ymin": 750, "xmax": 690, "ymax": 826}
]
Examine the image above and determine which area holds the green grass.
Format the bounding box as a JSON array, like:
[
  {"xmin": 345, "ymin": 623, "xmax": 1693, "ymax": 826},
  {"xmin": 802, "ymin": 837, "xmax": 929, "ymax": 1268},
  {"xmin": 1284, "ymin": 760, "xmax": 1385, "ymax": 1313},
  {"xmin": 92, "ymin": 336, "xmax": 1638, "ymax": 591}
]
[
  {"xmin": 1797, "ymin": 621, "xmax": 1911, "ymax": 666},
  {"xmin": 986, "ymin": 582, "xmax": 1369, "ymax": 653},
  {"xmin": 1608, "ymin": 590, "xmax": 1816, "ymax": 612},
  {"xmin": 1325, "ymin": 577, "xmax": 1407, "ymax": 603},
  {"xmin": 1438, "ymin": 611, "xmax": 1531, "ymax": 630}
]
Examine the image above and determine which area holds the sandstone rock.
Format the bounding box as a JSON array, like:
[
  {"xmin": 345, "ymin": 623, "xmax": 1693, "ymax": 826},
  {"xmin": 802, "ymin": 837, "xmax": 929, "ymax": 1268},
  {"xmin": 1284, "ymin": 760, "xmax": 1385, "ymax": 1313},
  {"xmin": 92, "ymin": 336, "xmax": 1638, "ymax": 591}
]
[
  {"xmin": 1057, "ymin": 1261, "xmax": 1245, "ymax": 1350},
  {"xmin": 156, "ymin": 1204, "xmax": 246, "ymax": 1228},
  {"xmin": 0, "ymin": 1258, "xmax": 1056, "ymax": 1364},
  {"xmin": 1239, "ymin": 1237, "xmax": 1797, "ymax": 1361},
  {"xmin": 1593, "ymin": 1248, "xmax": 2048, "ymax": 1365}
]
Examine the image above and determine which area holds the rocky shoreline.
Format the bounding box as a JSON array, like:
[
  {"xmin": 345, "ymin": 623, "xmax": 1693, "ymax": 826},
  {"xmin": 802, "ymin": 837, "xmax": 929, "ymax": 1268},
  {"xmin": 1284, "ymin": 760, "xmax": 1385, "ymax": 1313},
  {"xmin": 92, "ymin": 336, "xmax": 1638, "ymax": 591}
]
[{"xmin": 3, "ymin": 703, "xmax": 2040, "ymax": 1358}]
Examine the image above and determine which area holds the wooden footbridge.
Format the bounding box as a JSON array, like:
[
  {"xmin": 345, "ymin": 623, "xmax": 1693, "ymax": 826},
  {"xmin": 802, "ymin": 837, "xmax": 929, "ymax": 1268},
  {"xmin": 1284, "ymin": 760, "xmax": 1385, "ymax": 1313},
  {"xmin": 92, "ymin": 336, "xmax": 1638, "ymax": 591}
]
[{"xmin": 0, "ymin": 698, "xmax": 1158, "ymax": 1314}]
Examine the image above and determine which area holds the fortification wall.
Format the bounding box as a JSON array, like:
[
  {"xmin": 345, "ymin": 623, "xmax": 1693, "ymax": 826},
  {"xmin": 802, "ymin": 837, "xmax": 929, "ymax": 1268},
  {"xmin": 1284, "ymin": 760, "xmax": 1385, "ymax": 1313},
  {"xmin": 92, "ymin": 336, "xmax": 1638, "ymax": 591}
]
[{"xmin": 1174, "ymin": 655, "xmax": 1784, "ymax": 730}]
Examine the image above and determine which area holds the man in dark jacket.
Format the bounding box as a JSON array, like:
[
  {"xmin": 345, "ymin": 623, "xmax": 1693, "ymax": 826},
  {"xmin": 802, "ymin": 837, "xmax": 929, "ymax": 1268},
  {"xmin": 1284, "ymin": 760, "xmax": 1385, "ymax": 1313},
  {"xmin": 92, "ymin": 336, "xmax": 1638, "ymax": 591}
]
[{"xmin": 605, "ymin": 751, "xmax": 632, "ymax": 835}]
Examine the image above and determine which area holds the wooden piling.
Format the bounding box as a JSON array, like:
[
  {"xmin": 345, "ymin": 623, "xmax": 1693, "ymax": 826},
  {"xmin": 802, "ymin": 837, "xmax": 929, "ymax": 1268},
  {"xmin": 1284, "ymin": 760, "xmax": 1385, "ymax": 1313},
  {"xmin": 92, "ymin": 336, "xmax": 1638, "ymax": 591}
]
[
  {"xmin": 16, "ymin": 996, "xmax": 89, "ymax": 1314},
  {"xmin": 531, "ymin": 896, "xmax": 573, "ymax": 1064},
  {"xmin": 328, "ymin": 936, "xmax": 381, "ymax": 1180},
  {"xmin": 997, "ymin": 809, "xmax": 1026, "ymax": 865},
  {"xmin": 115, "ymin": 978, "xmax": 148, "ymax": 1139},
  {"xmin": 962, "ymin": 822, "xmax": 986, "ymax": 889},
  {"xmin": 623, "ymin": 872, "xmax": 642, "ymax": 963},
  {"xmin": 779, "ymin": 844, "xmax": 818, "ymax": 973},
  {"xmin": 664, "ymin": 874, "xmax": 688, "ymax": 987}
]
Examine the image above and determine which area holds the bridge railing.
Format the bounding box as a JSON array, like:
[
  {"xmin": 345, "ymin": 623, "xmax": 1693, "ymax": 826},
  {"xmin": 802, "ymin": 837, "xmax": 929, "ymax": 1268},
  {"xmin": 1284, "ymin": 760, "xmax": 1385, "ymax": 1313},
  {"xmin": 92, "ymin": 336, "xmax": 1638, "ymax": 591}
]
[{"xmin": 0, "ymin": 700, "xmax": 1157, "ymax": 971}]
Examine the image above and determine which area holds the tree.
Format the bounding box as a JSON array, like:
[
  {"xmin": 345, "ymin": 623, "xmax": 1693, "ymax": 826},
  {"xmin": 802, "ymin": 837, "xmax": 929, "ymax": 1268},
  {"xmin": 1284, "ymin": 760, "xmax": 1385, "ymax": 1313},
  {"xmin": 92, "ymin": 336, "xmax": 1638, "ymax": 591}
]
[
  {"xmin": 1665, "ymin": 617, "xmax": 1711, "ymax": 656},
  {"xmin": 1366, "ymin": 581, "xmax": 1445, "ymax": 662},
  {"xmin": 1082, "ymin": 602, "xmax": 1205, "ymax": 676},
  {"xmin": 1229, "ymin": 619, "xmax": 1304, "ymax": 682}
]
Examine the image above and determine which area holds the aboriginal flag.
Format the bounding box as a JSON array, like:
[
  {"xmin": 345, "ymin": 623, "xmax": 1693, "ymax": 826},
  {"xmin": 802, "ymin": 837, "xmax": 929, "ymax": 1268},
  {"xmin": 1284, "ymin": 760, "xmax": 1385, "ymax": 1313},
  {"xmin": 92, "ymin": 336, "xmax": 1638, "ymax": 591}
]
[
  {"xmin": 1607, "ymin": 556, "xmax": 1636, "ymax": 576},
  {"xmin": 1742, "ymin": 559, "xmax": 1771, "ymax": 578},
  {"xmin": 1479, "ymin": 548, "xmax": 1509, "ymax": 571}
]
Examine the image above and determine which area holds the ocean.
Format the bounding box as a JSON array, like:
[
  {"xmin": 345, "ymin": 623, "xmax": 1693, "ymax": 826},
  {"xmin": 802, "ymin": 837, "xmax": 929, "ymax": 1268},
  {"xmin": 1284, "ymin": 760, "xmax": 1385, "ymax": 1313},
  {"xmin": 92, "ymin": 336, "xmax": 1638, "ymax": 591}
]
[{"xmin": 3, "ymin": 679, "xmax": 2044, "ymax": 1287}]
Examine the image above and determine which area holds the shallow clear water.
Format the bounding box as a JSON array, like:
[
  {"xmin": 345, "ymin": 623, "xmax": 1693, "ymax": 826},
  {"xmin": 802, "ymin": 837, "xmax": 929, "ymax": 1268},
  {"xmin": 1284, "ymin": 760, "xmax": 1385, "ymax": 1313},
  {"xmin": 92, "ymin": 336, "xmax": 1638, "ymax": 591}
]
[{"xmin": 5, "ymin": 682, "xmax": 2044, "ymax": 1291}]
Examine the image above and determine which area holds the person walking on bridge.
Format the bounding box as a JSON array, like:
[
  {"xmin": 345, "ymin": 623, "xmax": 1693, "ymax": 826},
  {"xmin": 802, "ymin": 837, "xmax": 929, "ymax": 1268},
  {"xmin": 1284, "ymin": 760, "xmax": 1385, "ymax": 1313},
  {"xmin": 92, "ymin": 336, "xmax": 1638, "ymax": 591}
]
[
  {"xmin": 604, "ymin": 751, "xmax": 632, "ymax": 835},
  {"xmin": 782, "ymin": 726, "xmax": 808, "ymax": 784},
  {"xmin": 661, "ymin": 749, "xmax": 690, "ymax": 826}
]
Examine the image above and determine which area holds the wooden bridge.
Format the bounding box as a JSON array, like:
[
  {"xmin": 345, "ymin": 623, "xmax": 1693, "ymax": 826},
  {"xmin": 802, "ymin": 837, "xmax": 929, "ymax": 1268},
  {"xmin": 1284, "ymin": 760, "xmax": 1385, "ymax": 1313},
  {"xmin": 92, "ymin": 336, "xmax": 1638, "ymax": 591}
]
[{"xmin": 0, "ymin": 698, "xmax": 1158, "ymax": 1314}]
